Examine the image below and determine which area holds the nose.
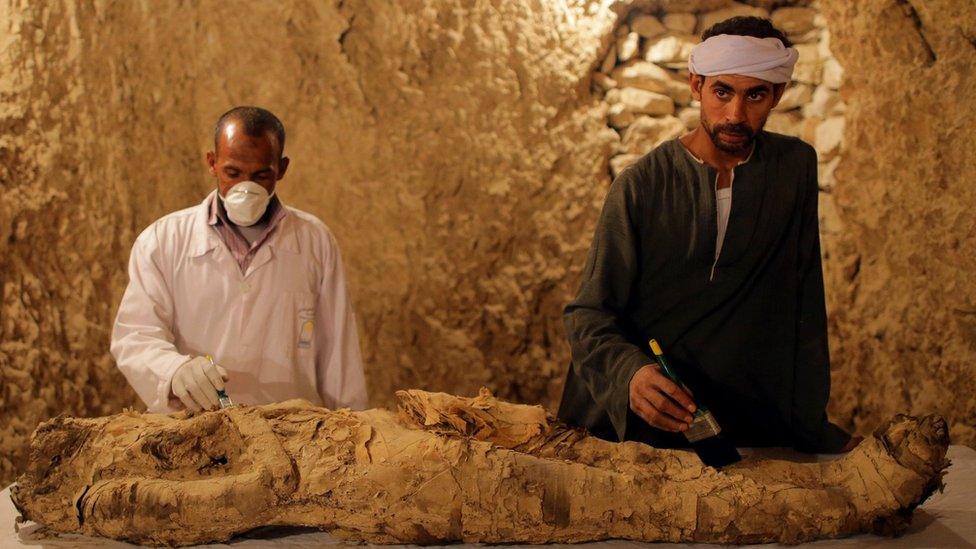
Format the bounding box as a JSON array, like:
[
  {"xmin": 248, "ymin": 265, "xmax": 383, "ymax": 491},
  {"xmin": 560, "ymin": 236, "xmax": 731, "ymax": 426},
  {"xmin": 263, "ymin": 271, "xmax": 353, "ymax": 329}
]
[{"xmin": 725, "ymin": 97, "xmax": 747, "ymax": 124}]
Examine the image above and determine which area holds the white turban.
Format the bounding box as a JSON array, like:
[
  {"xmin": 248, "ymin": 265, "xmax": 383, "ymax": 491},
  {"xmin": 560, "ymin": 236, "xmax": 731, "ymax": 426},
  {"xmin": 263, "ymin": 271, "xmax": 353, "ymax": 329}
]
[{"xmin": 688, "ymin": 34, "xmax": 798, "ymax": 84}]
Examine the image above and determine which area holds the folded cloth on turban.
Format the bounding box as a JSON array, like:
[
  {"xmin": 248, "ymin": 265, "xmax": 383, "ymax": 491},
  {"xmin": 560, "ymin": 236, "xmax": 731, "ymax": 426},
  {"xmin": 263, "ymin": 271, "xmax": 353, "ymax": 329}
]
[{"xmin": 688, "ymin": 34, "xmax": 798, "ymax": 83}]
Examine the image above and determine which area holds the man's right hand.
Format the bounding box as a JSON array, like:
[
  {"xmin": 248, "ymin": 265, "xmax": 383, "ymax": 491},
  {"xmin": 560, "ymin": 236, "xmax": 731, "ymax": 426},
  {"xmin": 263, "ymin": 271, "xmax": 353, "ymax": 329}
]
[
  {"xmin": 171, "ymin": 357, "xmax": 229, "ymax": 412},
  {"xmin": 629, "ymin": 364, "xmax": 697, "ymax": 432}
]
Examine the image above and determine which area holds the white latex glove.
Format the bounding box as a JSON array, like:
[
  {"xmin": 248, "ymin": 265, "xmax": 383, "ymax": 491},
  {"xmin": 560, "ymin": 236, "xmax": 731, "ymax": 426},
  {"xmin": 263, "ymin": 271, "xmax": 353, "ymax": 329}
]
[{"xmin": 170, "ymin": 356, "xmax": 230, "ymax": 412}]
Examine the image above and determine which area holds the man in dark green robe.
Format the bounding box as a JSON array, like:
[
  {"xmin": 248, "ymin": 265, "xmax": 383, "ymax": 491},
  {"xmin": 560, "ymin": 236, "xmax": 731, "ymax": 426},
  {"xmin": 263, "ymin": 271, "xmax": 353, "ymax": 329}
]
[{"xmin": 558, "ymin": 17, "xmax": 856, "ymax": 453}]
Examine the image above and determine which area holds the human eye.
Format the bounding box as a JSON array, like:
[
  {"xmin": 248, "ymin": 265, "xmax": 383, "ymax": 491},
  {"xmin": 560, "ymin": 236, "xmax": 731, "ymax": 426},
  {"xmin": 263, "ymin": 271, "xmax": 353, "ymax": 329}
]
[
  {"xmin": 714, "ymin": 88, "xmax": 729, "ymax": 98},
  {"xmin": 748, "ymin": 91, "xmax": 768, "ymax": 101}
]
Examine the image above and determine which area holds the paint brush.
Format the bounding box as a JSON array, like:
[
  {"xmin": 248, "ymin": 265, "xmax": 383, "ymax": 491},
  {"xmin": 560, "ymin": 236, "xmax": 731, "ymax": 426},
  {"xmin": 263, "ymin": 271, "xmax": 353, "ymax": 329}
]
[
  {"xmin": 648, "ymin": 339, "xmax": 741, "ymax": 468},
  {"xmin": 206, "ymin": 355, "xmax": 236, "ymax": 409}
]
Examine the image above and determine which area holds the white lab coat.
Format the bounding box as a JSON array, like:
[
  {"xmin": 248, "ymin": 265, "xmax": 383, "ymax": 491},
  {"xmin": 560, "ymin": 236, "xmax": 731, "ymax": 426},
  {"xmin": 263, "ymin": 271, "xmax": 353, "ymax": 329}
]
[{"xmin": 110, "ymin": 192, "xmax": 368, "ymax": 413}]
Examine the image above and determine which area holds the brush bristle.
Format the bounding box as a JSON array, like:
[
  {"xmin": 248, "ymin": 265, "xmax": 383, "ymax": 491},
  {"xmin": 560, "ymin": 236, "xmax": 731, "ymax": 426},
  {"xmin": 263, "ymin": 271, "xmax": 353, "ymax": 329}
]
[{"xmin": 691, "ymin": 433, "xmax": 741, "ymax": 468}]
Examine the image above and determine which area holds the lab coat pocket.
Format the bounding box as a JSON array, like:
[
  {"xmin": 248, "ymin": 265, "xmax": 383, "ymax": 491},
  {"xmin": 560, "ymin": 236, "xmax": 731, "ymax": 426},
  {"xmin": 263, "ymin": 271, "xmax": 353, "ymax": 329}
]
[
  {"xmin": 294, "ymin": 295, "xmax": 317, "ymax": 357},
  {"xmin": 268, "ymin": 291, "xmax": 317, "ymax": 363}
]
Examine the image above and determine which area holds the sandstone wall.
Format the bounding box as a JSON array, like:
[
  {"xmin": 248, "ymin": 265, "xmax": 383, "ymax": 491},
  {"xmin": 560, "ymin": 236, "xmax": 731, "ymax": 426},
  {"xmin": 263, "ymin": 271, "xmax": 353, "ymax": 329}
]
[
  {"xmin": 0, "ymin": 0, "xmax": 621, "ymax": 485},
  {"xmin": 817, "ymin": 0, "xmax": 976, "ymax": 445},
  {"xmin": 1, "ymin": 0, "xmax": 973, "ymax": 488}
]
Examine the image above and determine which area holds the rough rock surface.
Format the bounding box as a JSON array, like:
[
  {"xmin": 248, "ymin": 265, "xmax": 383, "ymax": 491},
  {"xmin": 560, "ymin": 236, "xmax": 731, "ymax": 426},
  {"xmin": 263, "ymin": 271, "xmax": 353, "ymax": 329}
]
[
  {"xmin": 817, "ymin": 0, "xmax": 976, "ymax": 448},
  {"xmin": 0, "ymin": 0, "xmax": 973, "ymax": 490},
  {"xmin": 594, "ymin": 1, "xmax": 850, "ymax": 226},
  {"xmin": 0, "ymin": 0, "xmax": 619, "ymax": 486}
]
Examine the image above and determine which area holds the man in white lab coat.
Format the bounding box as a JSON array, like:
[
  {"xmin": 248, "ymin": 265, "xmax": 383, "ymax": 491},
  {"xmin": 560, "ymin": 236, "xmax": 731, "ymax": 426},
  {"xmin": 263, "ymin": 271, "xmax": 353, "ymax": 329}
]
[{"xmin": 111, "ymin": 106, "xmax": 368, "ymax": 413}]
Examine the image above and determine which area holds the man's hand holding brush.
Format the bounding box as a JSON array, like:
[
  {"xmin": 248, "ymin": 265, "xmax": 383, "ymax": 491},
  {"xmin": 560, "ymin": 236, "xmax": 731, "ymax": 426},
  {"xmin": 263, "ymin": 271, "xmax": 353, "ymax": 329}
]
[{"xmin": 629, "ymin": 364, "xmax": 697, "ymax": 433}]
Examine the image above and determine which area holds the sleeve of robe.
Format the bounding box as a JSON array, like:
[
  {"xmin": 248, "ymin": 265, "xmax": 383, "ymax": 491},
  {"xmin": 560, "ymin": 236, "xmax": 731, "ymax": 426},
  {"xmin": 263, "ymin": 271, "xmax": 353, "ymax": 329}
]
[
  {"xmin": 563, "ymin": 167, "xmax": 650, "ymax": 442},
  {"xmin": 791, "ymin": 145, "xmax": 852, "ymax": 453}
]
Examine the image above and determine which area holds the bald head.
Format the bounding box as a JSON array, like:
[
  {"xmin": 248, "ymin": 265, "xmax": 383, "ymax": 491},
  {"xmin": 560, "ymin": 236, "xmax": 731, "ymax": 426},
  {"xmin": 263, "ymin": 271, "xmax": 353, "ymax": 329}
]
[
  {"xmin": 207, "ymin": 106, "xmax": 290, "ymax": 197},
  {"xmin": 213, "ymin": 106, "xmax": 285, "ymax": 159}
]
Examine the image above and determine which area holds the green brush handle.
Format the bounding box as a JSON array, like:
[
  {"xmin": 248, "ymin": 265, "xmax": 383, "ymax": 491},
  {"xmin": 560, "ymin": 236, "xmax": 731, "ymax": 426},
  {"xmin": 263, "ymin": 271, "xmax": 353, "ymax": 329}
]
[{"xmin": 648, "ymin": 339, "xmax": 708, "ymax": 416}]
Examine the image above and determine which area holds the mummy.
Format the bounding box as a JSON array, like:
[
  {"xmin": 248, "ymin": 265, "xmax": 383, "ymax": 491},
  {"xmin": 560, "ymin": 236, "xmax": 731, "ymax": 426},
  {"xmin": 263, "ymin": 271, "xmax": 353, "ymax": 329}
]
[{"xmin": 11, "ymin": 388, "xmax": 949, "ymax": 546}]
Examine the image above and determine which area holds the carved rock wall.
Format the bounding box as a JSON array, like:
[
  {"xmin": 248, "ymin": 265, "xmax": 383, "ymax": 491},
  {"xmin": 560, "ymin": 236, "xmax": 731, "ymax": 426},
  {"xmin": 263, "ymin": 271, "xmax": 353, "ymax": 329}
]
[
  {"xmin": 0, "ymin": 0, "xmax": 619, "ymax": 486},
  {"xmin": 817, "ymin": 0, "xmax": 976, "ymax": 446}
]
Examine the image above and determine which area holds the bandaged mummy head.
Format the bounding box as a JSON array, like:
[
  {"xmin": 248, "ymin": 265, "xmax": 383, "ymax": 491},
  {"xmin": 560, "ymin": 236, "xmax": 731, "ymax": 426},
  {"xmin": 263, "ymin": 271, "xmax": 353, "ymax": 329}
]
[{"xmin": 688, "ymin": 34, "xmax": 798, "ymax": 83}]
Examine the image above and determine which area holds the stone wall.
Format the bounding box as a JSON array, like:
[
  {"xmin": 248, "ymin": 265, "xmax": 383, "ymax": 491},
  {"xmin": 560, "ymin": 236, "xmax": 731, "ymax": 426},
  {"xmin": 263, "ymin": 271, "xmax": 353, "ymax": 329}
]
[
  {"xmin": 0, "ymin": 0, "xmax": 973, "ymax": 488},
  {"xmin": 0, "ymin": 0, "xmax": 620, "ymax": 486},
  {"xmin": 595, "ymin": 1, "xmax": 846, "ymax": 226},
  {"xmin": 817, "ymin": 0, "xmax": 976, "ymax": 446},
  {"xmin": 0, "ymin": 1, "xmax": 275, "ymax": 481}
]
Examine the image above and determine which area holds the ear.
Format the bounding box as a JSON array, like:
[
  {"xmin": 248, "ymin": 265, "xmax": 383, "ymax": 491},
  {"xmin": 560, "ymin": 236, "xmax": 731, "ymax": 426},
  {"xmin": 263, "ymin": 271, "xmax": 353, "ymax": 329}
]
[
  {"xmin": 206, "ymin": 151, "xmax": 217, "ymax": 176},
  {"xmin": 689, "ymin": 73, "xmax": 705, "ymax": 102},
  {"xmin": 277, "ymin": 156, "xmax": 290, "ymax": 180}
]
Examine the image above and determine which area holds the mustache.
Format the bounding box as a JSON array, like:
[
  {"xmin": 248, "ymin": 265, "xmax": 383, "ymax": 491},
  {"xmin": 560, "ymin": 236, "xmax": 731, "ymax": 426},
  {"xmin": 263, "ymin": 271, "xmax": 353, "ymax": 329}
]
[{"xmin": 713, "ymin": 123, "xmax": 754, "ymax": 137}]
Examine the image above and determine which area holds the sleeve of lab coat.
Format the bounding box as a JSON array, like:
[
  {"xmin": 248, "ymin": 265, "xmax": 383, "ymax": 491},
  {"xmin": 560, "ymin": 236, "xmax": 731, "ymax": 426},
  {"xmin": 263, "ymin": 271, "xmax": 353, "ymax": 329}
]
[
  {"xmin": 315, "ymin": 231, "xmax": 369, "ymax": 410},
  {"xmin": 110, "ymin": 224, "xmax": 190, "ymax": 413}
]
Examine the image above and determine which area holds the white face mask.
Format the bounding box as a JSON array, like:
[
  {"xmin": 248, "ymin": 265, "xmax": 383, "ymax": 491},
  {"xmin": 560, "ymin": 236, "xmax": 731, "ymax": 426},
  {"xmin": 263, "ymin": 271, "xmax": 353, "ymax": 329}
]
[{"xmin": 218, "ymin": 180, "xmax": 275, "ymax": 227}]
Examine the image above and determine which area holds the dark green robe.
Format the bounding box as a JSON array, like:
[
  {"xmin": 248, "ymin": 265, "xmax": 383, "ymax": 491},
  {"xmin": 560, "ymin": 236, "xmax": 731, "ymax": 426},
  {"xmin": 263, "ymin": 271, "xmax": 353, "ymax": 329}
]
[{"xmin": 558, "ymin": 131, "xmax": 850, "ymax": 453}]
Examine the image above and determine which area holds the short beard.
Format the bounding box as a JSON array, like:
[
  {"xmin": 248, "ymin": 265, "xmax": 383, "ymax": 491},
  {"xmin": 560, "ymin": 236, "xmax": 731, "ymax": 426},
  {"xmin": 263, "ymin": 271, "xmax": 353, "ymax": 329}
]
[{"xmin": 702, "ymin": 117, "xmax": 763, "ymax": 154}]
